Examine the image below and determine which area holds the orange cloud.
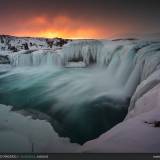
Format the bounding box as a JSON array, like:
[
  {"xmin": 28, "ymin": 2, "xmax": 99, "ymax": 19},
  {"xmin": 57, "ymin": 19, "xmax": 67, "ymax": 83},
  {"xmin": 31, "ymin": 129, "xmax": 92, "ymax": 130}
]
[
  {"xmin": 13, "ymin": 15, "xmax": 114, "ymax": 39},
  {"xmin": 32, "ymin": 16, "xmax": 47, "ymax": 25}
]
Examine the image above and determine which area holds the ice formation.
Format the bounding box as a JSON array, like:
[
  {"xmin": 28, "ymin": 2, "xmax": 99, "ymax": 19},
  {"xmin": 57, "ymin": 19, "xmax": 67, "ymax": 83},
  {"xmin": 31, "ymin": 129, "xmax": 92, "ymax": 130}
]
[
  {"xmin": 8, "ymin": 50, "xmax": 62, "ymax": 66},
  {"xmin": 0, "ymin": 38, "xmax": 160, "ymax": 152}
]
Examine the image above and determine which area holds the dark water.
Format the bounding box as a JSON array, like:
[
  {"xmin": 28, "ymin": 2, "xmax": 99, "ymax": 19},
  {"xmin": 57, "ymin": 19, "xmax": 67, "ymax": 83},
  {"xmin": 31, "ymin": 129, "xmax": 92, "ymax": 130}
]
[{"xmin": 0, "ymin": 66, "xmax": 128, "ymax": 144}]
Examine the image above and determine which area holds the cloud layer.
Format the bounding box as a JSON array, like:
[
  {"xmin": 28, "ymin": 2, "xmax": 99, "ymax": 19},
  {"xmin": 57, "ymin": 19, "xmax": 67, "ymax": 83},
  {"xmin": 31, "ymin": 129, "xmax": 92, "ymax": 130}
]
[{"xmin": 0, "ymin": 0, "xmax": 160, "ymax": 38}]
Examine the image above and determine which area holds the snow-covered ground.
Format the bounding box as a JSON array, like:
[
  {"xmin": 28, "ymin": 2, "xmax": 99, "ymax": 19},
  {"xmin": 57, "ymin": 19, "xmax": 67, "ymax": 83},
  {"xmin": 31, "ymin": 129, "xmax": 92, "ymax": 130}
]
[
  {"xmin": 0, "ymin": 35, "xmax": 70, "ymax": 52},
  {"xmin": 0, "ymin": 104, "xmax": 80, "ymax": 153}
]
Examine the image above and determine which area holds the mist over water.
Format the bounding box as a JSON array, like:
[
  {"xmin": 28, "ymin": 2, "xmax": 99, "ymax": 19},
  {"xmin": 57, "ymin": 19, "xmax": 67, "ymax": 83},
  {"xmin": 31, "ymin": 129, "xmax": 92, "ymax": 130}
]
[
  {"xmin": 1, "ymin": 40, "xmax": 157, "ymax": 144},
  {"xmin": 0, "ymin": 66, "xmax": 128, "ymax": 143}
]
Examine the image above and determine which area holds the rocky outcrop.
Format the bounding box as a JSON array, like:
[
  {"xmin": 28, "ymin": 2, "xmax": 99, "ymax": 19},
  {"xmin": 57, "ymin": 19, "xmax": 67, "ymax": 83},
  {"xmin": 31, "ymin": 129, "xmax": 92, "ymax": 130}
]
[
  {"xmin": 0, "ymin": 35, "xmax": 71, "ymax": 52},
  {"xmin": 0, "ymin": 55, "xmax": 10, "ymax": 64}
]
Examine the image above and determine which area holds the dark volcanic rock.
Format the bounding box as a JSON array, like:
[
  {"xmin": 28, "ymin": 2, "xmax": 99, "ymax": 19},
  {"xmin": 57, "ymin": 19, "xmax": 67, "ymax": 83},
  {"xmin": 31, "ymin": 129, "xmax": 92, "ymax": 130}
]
[
  {"xmin": 23, "ymin": 43, "xmax": 29, "ymax": 50},
  {"xmin": 112, "ymin": 38, "xmax": 138, "ymax": 41},
  {"xmin": 54, "ymin": 38, "xmax": 69, "ymax": 47},
  {"xmin": 0, "ymin": 55, "xmax": 10, "ymax": 64},
  {"xmin": 154, "ymin": 121, "xmax": 160, "ymax": 127},
  {"xmin": 8, "ymin": 45, "xmax": 18, "ymax": 52},
  {"xmin": 144, "ymin": 120, "xmax": 160, "ymax": 127}
]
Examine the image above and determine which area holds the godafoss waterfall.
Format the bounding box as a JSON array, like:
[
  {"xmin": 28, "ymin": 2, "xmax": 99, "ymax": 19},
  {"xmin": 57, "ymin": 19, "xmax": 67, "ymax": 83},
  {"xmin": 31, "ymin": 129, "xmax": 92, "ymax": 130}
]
[{"xmin": 0, "ymin": 39, "xmax": 160, "ymax": 152}]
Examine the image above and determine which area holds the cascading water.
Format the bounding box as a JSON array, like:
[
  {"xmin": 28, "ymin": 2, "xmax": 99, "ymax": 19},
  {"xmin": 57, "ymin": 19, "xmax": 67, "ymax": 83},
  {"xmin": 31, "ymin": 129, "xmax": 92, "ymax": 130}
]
[
  {"xmin": 1, "ymin": 40, "xmax": 160, "ymax": 144},
  {"xmin": 8, "ymin": 50, "xmax": 62, "ymax": 66}
]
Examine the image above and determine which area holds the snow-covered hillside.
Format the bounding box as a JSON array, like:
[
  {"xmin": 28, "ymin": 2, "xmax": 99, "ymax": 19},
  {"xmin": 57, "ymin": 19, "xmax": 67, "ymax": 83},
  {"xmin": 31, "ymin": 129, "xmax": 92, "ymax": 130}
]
[{"xmin": 0, "ymin": 35, "xmax": 70, "ymax": 52}]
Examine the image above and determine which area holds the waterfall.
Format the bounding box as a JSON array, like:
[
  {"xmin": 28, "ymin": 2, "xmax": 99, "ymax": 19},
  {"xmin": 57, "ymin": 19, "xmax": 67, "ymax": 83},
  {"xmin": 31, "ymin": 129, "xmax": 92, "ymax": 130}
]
[
  {"xmin": 8, "ymin": 50, "xmax": 62, "ymax": 66},
  {"xmin": 7, "ymin": 40, "xmax": 160, "ymax": 104},
  {"xmin": 1, "ymin": 39, "xmax": 160, "ymax": 144},
  {"xmin": 6, "ymin": 40, "xmax": 160, "ymax": 106}
]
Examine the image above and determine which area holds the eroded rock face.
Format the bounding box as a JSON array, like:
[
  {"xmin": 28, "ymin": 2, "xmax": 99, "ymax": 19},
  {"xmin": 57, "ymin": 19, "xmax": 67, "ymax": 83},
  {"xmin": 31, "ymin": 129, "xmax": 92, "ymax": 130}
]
[{"xmin": 0, "ymin": 55, "xmax": 10, "ymax": 64}]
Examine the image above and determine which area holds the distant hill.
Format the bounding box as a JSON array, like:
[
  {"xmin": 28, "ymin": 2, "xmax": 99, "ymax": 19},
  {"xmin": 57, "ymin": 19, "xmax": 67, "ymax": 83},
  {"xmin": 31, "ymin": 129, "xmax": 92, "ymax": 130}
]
[
  {"xmin": 0, "ymin": 35, "xmax": 71, "ymax": 52},
  {"xmin": 112, "ymin": 32, "xmax": 160, "ymax": 40}
]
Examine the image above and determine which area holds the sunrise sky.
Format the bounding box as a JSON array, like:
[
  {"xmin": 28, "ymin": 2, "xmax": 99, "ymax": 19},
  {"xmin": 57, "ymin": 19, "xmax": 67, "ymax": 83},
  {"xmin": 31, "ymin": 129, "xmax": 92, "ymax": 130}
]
[{"xmin": 0, "ymin": 0, "xmax": 160, "ymax": 39}]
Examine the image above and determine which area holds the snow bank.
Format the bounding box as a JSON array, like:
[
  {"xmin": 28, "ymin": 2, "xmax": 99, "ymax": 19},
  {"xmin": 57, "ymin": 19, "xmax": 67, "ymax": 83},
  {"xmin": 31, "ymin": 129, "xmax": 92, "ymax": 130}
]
[
  {"xmin": 81, "ymin": 84, "xmax": 160, "ymax": 152},
  {"xmin": 127, "ymin": 69, "xmax": 160, "ymax": 117},
  {"xmin": 0, "ymin": 104, "xmax": 80, "ymax": 153}
]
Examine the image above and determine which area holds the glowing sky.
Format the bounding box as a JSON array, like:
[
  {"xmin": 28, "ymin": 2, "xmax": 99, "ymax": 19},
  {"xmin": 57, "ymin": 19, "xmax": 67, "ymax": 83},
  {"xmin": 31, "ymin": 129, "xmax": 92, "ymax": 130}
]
[{"xmin": 0, "ymin": 0, "xmax": 160, "ymax": 39}]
